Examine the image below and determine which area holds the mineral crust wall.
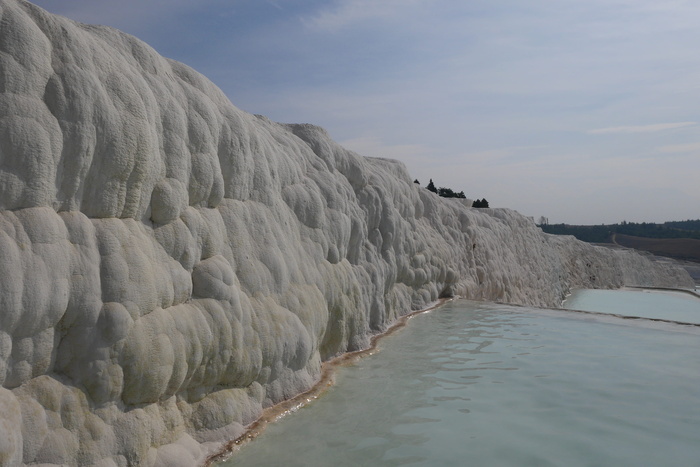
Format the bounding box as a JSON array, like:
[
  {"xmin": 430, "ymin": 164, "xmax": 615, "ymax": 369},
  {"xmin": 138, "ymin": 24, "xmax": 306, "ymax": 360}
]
[{"xmin": 0, "ymin": 1, "xmax": 694, "ymax": 465}]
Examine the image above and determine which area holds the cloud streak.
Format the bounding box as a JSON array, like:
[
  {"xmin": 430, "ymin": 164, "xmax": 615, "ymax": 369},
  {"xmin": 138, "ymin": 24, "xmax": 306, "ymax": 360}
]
[
  {"xmin": 588, "ymin": 122, "xmax": 697, "ymax": 135},
  {"xmin": 303, "ymin": 0, "xmax": 429, "ymax": 31},
  {"xmin": 658, "ymin": 142, "xmax": 700, "ymax": 153}
]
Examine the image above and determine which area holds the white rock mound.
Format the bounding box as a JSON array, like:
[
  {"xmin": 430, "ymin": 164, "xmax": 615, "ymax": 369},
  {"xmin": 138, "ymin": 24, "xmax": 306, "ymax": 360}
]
[{"xmin": 0, "ymin": 1, "xmax": 694, "ymax": 465}]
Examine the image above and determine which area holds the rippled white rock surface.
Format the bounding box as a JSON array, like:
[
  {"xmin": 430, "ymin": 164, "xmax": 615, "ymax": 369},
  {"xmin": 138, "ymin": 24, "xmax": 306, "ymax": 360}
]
[{"xmin": 0, "ymin": 1, "xmax": 693, "ymax": 465}]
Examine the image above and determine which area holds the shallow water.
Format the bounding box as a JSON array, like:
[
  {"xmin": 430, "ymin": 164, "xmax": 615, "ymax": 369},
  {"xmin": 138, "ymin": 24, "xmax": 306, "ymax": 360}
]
[
  {"xmin": 219, "ymin": 294, "xmax": 700, "ymax": 467},
  {"xmin": 564, "ymin": 287, "xmax": 700, "ymax": 324}
]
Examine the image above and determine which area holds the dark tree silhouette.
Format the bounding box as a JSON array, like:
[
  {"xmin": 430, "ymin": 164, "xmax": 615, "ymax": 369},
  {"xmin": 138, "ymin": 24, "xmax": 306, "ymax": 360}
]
[
  {"xmin": 424, "ymin": 178, "xmax": 467, "ymax": 199},
  {"xmin": 437, "ymin": 187, "xmax": 467, "ymax": 199},
  {"xmin": 472, "ymin": 198, "xmax": 490, "ymax": 208},
  {"xmin": 437, "ymin": 187, "xmax": 455, "ymax": 197},
  {"xmin": 414, "ymin": 179, "xmax": 420, "ymax": 185}
]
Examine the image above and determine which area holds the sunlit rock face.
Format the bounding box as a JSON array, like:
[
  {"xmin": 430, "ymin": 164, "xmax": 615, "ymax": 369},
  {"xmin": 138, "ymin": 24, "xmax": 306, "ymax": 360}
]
[{"xmin": 0, "ymin": 1, "xmax": 693, "ymax": 465}]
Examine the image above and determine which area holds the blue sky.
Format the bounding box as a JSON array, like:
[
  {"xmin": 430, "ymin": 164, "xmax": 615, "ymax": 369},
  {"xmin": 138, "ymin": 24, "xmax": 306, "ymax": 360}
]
[{"xmin": 31, "ymin": 0, "xmax": 700, "ymax": 224}]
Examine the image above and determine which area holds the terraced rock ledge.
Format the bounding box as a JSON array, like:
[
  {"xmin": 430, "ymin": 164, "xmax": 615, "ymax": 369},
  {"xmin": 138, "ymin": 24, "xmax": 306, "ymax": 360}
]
[{"xmin": 0, "ymin": 1, "xmax": 693, "ymax": 465}]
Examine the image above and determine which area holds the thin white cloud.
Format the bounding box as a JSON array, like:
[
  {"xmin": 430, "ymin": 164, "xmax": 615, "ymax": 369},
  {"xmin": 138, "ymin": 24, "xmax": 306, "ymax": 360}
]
[
  {"xmin": 303, "ymin": 0, "xmax": 428, "ymax": 31},
  {"xmin": 266, "ymin": 1, "xmax": 284, "ymax": 10},
  {"xmin": 658, "ymin": 142, "xmax": 700, "ymax": 153},
  {"xmin": 587, "ymin": 122, "xmax": 696, "ymax": 134}
]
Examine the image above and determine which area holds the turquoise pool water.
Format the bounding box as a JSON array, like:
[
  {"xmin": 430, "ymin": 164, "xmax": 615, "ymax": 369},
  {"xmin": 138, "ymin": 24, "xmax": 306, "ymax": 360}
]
[
  {"xmin": 564, "ymin": 287, "xmax": 700, "ymax": 324},
  {"xmin": 219, "ymin": 291, "xmax": 700, "ymax": 467}
]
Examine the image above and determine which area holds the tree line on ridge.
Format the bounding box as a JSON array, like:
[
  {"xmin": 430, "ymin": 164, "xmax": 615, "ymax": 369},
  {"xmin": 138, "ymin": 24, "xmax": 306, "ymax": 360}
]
[{"xmin": 415, "ymin": 179, "xmax": 489, "ymax": 208}]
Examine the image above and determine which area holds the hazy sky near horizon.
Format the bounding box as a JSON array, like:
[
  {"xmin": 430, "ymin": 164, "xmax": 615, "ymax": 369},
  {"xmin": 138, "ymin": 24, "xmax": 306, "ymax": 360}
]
[{"xmin": 31, "ymin": 0, "xmax": 700, "ymax": 224}]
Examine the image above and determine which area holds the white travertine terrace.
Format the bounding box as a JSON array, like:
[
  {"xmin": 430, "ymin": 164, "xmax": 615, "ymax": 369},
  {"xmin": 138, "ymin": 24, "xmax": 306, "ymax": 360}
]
[{"xmin": 0, "ymin": 1, "xmax": 693, "ymax": 465}]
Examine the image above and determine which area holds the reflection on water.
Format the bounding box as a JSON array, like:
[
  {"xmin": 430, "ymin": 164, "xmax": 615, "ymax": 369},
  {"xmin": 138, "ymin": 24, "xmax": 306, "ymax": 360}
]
[{"xmin": 219, "ymin": 298, "xmax": 700, "ymax": 467}]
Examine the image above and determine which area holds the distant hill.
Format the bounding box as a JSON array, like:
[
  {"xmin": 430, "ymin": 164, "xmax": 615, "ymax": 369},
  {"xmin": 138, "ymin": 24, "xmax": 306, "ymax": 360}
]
[
  {"xmin": 540, "ymin": 220, "xmax": 700, "ymax": 242},
  {"xmin": 612, "ymin": 234, "xmax": 700, "ymax": 263},
  {"xmin": 540, "ymin": 220, "xmax": 700, "ymax": 262}
]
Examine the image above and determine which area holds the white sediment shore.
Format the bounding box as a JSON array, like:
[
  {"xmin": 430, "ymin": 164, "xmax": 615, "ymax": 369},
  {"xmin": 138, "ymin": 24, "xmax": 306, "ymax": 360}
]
[{"xmin": 0, "ymin": 1, "xmax": 694, "ymax": 465}]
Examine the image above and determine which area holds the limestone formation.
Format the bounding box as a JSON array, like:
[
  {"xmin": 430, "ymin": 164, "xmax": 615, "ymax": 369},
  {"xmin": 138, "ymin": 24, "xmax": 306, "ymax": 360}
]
[{"xmin": 0, "ymin": 1, "xmax": 693, "ymax": 465}]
